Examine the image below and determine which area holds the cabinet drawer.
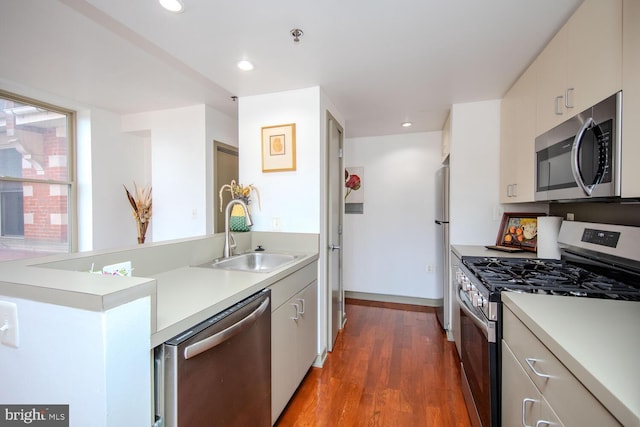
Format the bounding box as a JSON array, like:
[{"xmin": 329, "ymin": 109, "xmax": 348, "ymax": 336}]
[
  {"xmin": 502, "ymin": 341, "xmax": 563, "ymax": 427},
  {"xmin": 268, "ymin": 261, "xmax": 317, "ymax": 310},
  {"xmin": 503, "ymin": 307, "xmax": 621, "ymax": 426}
]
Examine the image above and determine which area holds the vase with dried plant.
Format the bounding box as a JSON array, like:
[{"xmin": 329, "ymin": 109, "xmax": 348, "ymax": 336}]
[
  {"xmin": 124, "ymin": 183, "xmax": 152, "ymax": 244},
  {"xmin": 219, "ymin": 180, "xmax": 260, "ymax": 231}
]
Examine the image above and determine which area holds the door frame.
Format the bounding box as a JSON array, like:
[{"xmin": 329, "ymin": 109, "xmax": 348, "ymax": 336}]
[
  {"xmin": 326, "ymin": 111, "xmax": 345, "ymax": 352},
  {"xmin": 213, "ymin": 141, "xmax": 239, "ymax": 234}
]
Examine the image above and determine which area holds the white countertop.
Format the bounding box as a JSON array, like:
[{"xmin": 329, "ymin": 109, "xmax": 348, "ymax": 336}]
[
  {"xmin": 452, "ymin": 244, "xmax": 539, "ymax": 259},
  {"xmin": 503, "ymin": 292, "xmax": 640, "ymax": 427},
  {"xmin": 0, "ymin": 232, "xmax": 320, "ymax": 348},
  {"xmin": 0, "ymin": 260, "xmax": 156, "ymax": 312},
  {"xmin": 150, "ymin": 253, "xmax": 318, "ymax": 347}
]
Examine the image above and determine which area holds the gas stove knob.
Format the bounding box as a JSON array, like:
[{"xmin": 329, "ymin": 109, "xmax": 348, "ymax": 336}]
[
  {"xmin": 470, "ymin": 284, "xmax": 477, "ymax": 292},
  {"xmin": 472, "ymin": 293, "xmax": 480, "ymax": 307},
  {"xmin": 480, "ymin": 296, "xmax": 487, "ymax": 307}
]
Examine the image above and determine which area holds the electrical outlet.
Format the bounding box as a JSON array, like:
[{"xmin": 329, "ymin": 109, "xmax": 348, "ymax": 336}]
[
  {"xmin": 426, "ymin": 264, "xmax": 435, "ymax": 273},
  {"xmin": 272, "ymin": 217, "xmax": 281, "ymax": 230},
  {"xmin": 566, "ymin": 213, "xmax": 575, "ymax": 221},
  {"xmin": 0, "ymin": 301, "xmax": 19, "ymax": 348}
]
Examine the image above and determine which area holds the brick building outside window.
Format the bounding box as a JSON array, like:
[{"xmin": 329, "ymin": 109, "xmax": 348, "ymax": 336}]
[{"xmin": 0, "ymin": 91, "xmax": 74, "ymax": 261}]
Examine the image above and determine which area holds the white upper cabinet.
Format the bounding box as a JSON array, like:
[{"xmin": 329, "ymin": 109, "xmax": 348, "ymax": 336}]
[
  {"xmin": 535, "ymin": 24, "xmax": 569, "ymax": 136},
  {"xmin": 622, "ymin": 0, "xmax": 640, "ymax": 198},
  {"xmin": 536, "ymin": 0, "xmax": 622, "ymax": 136},
  {"xmin": 500, "ymin": 61, "xmax": 537, "ymax": 203}
]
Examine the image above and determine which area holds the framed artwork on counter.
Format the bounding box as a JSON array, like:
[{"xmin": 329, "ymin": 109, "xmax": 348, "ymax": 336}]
[{"xmin": 493, "ymin": 212, "xmax": 546, "ymax": 252}]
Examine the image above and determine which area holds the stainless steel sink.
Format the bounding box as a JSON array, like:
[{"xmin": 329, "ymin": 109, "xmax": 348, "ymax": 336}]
[{"xmin": 196, "ymin": 252, "xmax": 300, "ymax": 273}]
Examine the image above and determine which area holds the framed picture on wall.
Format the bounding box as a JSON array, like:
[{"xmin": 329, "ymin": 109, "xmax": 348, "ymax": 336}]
[{"xmin": 261, "ymin": 123, "xmax": 296, "ymax": 172}]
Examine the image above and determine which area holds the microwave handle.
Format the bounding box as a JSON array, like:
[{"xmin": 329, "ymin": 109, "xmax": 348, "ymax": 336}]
[{"xmin": 571, "ymin": 117, "xmax": 605, "ymax": 196}]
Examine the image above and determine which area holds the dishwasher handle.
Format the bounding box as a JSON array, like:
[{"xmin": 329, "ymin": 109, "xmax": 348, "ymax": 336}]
[{"xmin": 184, "ymin": 297, "xmax": 270, "ymax": 360}]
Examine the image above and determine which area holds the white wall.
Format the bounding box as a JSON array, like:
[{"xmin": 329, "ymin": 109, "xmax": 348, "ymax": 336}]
[
  {"xmin": 0, "ymin": 295, "xmax": 151, "ymax": 427},
  {"xmin": 85, "ymin": 109, "xmax": 151, "ymax": 250},
  {"xmin": 343, "ymin": 131, "xmax": 443, "ymax": 300},
  {"xmin": 238, "ymin": 87, "xmax": 321, "ymax": 233},
  {"xmin": 205, "ymin": 105, "xmax": 239, "ymax": 234},
  {"xmin": 450, "ymin": 100, "xmax": 503, "ymax": 245},
  {"xmin": 449, "ymin": 99, "xmax": 548, "ymax": 246},
  {"xmin": 122, "ymin": 105, "xmax": 237, "ymax": 241}
]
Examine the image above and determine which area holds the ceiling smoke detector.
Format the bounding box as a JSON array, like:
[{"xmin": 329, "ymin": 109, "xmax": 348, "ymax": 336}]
[{"xmin": 290, "ymin": 28, "xmax": 304, "ymax": 43}]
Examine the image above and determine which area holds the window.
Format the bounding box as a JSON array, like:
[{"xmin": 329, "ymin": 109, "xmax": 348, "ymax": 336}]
[{"xmin": 0, "ymin": 90, "xmax": 75, "ymax": 261}]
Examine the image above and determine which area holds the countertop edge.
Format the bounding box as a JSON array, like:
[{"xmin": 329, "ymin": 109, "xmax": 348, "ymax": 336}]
[
  {"xmin": 451, "ymin": 244, "xmax": 538, "ymax": 259},
  {"xmin": 0, "ymin": 275, "xmax": 156, "ymax": 312}
]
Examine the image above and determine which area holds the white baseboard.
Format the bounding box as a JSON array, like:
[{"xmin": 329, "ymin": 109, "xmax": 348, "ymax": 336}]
[{"xmin": 345, "ymin": 291, "xmax": 442, "ymax": 307}]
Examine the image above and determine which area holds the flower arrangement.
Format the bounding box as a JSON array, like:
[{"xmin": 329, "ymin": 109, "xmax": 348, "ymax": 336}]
[
  {"xmin": 218, "ymin": 180, "xmax": 261, "ymax": 212},
  {"xmin": 345, "ymin": 169, "xmax": 361, "ymax": 200},
  {"xmin": 124, "ymin": 183, "xmax": 152, "ymax": 244}
]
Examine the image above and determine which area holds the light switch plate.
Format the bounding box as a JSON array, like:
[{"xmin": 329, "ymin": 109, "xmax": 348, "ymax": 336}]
[{"xmin": 0, "ymin": 300, "xmax": 19, "ymax": 348}]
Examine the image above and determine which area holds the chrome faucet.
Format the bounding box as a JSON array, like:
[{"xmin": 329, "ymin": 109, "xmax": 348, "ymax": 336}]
[{"xmin": 223, "ymin": 199, "xmax": 253, "ymax": 258}]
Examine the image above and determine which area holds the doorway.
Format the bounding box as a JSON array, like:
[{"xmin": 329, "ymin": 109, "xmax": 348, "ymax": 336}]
[
  {"xmin": 327, "ymin": 113, "xmax": 344, "ymax": 351},
  {"xmin": 213, "ymin": 141, "xmax": 239, "ymax": 233}
]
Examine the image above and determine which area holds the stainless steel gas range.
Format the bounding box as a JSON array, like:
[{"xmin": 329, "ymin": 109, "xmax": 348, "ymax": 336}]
[{"xmin": 455, "ymin": 221, "xmax": 640, "ymax": 427}]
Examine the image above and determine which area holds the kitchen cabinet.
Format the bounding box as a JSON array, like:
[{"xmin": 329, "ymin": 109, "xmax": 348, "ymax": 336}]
[
  {"xmin": 622, "ymin": 0, "xmax": 640, "ymax": 198},
  {"xmin": 499, "ymin": 61, "xmax": 537, "ymax": 203},
  {"xmin": 502, "ymin": 341, "xmax": 563, "ymax": 427},
  {"xmin": 535, "ymin": 0, "xmax": 622, "ymax": 136},
  {"xmin": 502, "ymin": 306, "xmax": 621, "ymax": 426},
  {"xmin": 270, "ymin": 262, "xmax": 318, "ymax": 425}
]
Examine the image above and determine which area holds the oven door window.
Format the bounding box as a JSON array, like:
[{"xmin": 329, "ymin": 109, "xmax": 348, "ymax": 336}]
[{"xmin": 459, "ymin": 291, "xmax": 492, "ymax": 427}]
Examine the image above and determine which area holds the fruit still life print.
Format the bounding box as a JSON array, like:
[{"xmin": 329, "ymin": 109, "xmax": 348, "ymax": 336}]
[{"xmin": 496, "ymin": 214, "xmax": 542, "ymax": 252}]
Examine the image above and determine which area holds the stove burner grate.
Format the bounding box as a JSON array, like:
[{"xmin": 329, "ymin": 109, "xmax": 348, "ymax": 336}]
[{"xmin": 462, "ymin": 256, "xmax": 640, "ymax": 301}]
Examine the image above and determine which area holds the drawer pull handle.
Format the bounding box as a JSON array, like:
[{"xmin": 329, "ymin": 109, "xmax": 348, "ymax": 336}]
[
  {"xmin": 522, "ymin": 398, "xmax": 536, "ymax": 427},
  {"xmin": 297, "ymin": 298, "xmax": 305, "ymax": 315},
  {"xmin": 554, "ymin": 95, "xmax": 564, "ymax": 115},
  {"xmin": 536, "ymin": 420, "xmax": 554, "ymax": 427},
  {"xmin": 291, "ymin": 303, "xmax": 301, "ymax": 320},
  {"xmin": 525, "ymin": 357, "xmax": 551, "ymax": 379},
  {"xmin": 565, "ymin": 87, "xmax": 574, "ymax": 109}
]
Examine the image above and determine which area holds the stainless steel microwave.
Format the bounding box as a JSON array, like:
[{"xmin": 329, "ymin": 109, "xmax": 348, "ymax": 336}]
[{"xmin": 535, "ymin": 91, "xmax": 621, "ymax": 201}]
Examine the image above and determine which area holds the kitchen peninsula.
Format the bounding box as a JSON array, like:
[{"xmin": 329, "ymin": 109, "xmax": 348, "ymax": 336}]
[{"xmin": 0, "ymin": 231, "xmax": 319, "ymax": 427}]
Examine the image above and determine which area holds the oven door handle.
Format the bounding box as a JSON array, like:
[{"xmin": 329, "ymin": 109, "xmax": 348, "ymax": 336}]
[{"xmin": 456, "ymin": 289, "xmax": 496, "ymax": 343}]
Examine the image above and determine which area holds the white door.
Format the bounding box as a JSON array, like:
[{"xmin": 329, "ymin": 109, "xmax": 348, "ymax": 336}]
[{"xmin": 327, "ymin": 115, "xmax": 344, "ymax": 351}]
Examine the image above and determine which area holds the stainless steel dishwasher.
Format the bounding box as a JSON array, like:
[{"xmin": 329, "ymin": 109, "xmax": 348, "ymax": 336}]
[{"xmin": 154, "ymin": 289, "xmax": 271, "ymax": 427}]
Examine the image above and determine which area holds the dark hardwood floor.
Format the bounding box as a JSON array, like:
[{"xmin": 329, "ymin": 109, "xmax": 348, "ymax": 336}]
[{"xmin": 275, "ymin": 299, "xmax": 472, "ymax": 426}]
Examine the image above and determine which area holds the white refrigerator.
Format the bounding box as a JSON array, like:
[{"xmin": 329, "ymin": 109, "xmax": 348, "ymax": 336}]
[{"xmin": 434, "ymin": 166, "xmax": 450, "ymax": 330}]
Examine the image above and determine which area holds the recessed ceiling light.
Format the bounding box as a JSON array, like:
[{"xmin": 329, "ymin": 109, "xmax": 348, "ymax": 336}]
[
  {"xmin": 159, "ymin": 0, "xmax": 184, "ymax": 13},
  {"xmin": 237, "ymin": 60, "xmax": 255, "ymax": 71},
  {"xmin": 401, "ymin": 122, "xmax": 412, "ymax": 127}
]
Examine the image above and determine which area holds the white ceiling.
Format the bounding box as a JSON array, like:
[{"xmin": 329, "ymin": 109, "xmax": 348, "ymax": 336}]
[{"xmin": 0, "ymin": 0, "xmax": 582, "ymax": 138}]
